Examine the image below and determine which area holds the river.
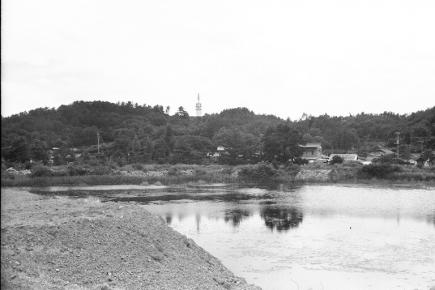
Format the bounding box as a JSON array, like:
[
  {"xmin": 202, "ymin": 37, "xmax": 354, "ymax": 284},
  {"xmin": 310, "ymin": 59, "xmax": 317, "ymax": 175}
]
[{"xmin": 34, "ymin": 183, "xmax": 435, "ymax": 290}]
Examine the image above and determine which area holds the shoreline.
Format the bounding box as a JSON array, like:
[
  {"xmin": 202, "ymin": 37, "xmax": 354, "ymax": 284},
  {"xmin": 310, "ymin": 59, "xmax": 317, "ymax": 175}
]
[
  {"xmin": 2, "ymin": 162, "xmax": 435, "ymax": 188},
  {"xmin": 3, "ymin": 178, "xmax": 435, "ymax": 189},
  {"xmin": 3, "ymin": 180, "xmax": 435, "ymax": 194},
  {"xmin": 1, "ymin": 188, "xmax": 259, "ymax": 290},
  {"xmin": 3, "ymin": 175, "xmax": 435, "ymax": 189}
]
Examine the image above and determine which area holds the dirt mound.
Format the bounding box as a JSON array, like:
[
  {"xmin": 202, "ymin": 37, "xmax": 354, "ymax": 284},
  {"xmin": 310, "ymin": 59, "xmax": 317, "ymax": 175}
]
[{"xmin": 1, "ymin": 189, "xmax": 259, "ymax": 290}]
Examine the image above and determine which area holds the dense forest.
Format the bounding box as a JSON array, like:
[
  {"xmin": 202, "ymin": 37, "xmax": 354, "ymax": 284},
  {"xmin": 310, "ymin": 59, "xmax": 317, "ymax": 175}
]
[{"xmin": 1, "ymin": 101, "xmax": 434, "ymax": 166}]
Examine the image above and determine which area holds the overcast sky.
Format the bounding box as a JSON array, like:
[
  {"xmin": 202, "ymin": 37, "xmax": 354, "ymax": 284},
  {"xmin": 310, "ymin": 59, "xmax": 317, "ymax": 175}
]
[{"xmin": 2, "ymin": 0, "xmax": 435, "ymax": 119}]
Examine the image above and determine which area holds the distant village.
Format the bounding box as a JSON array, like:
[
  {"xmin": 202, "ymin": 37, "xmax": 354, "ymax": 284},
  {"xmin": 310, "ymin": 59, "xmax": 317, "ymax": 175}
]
[
  {"xmin": 297, "ymin": 142, "xmax": 433, "ymax": 167},
  {"xmin": 199, "ymin": 141, "xmax": 433, "ymax": 167},
  {"xmin": 5, "ymin": 139, "xmax": 434, "ymax": 177},
  {"xmin": 2, "ymin": 99, "xmax": 435, "ymax": 177}
]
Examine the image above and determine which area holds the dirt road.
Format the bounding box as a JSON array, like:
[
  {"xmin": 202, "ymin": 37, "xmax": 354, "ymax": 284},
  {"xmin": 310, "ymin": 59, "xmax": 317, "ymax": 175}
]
[{"xmin": 1, "ymin": 188, "xmax": 259, "ymax": 290}]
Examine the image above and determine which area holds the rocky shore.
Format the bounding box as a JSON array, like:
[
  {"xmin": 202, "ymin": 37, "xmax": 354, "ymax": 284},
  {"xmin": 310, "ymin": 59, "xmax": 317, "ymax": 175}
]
[{"xmin": 1, "ymin": 188, "xmax": 259, "ymax": 290}]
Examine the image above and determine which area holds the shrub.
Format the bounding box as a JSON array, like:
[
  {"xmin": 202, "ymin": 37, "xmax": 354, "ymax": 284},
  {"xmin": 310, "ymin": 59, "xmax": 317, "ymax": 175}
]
[
  {"xmin": 342, "ymin": 160, "xmax": 363, "ymax": 168},
  {"xmin": 329, "ymin": 155, "xmax": 344, "ymax": 165},
  {"xmin": 194, "ymin": 168, "xmax": 207, "ymax": 177},
  {"xmin": 238, "ymin": 162, "xmax": 278, "ymax": 184},
  {"xmin": 372, "ymin": 154, "xmax": 410, "ymax": 165},
  {"xmin": 132, "ymin": 163, "xmax": 144, "ymax": 170},
  {"xmin": 293, "ymin": 157, "xmax": 308, "ymax": 165},
  {"xmin": 67, "ymin": 164, "xmax": 89, "ymax": 176},
  {"xmin": 31, "ymin": 165, "xmax": 53, "ymax": 177},
  {"xmin": 89, "ymin": 166, "xmax": 112, "ymax": 175},
  {"xmin": 167, "ymin": 167, "xmax": 178, "ymax": 176},
  {"xmin": 285, "ymin": 164, "xmax": 301, "ymax": 176},
  {"xmin": 51, "ymin": 168, "xmax": 68, "ymax": 177},
  {"xmin": 358, "ymin": 164, "xmax": 401, "ymax": 179},
  {"xmin": 220, "ymin": 167, "xmax": 233, "ymax": 175},
  {"xmin": 2, "ymin": 171, "xmax": 15, "ymax": 180},
  {"xmin": 24, "ymin": 161, "xmax": 33, "ymax": 170}
]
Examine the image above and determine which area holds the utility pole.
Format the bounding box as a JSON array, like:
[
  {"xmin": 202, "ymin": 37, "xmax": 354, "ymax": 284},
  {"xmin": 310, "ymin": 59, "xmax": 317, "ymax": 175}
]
[
  {"xmin": 417, "ymin": 137, "xmax": 425, "ymax": 153},
  {"xmin": 97, "ymin": 131, "xmax": 100, "ymax": 154},
  {"xmin": 395, "ymin": 131, "xmax": 400, "ymax": 158}
]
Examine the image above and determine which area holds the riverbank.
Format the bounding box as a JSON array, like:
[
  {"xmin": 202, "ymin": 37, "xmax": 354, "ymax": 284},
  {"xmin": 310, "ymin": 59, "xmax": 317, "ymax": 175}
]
[
  {"xmin": 2, "ymin": 163, "xmax": 435, "ymax": 187},
  {"xmin": 0, "ymin": 188, "xmax": 259, "ymax": 290}
]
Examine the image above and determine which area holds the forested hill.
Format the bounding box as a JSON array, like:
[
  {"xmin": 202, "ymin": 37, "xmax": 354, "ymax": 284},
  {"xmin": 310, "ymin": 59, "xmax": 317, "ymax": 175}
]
[{"xmin": 1, "ymin": 101, "xmax": 434, "ymax": 165}]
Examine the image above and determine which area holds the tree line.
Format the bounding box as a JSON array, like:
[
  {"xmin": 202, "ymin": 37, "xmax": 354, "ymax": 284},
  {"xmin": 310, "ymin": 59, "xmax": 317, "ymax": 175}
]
[{"xmin": 1, "ymin": 101, "xmax": 434, "ymax": 166}]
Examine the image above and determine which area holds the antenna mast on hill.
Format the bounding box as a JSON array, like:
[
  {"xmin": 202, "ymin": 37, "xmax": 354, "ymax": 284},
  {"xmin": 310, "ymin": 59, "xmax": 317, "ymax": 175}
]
[{"xmin": 195, "ymin": 93, "xmax": 202, "ymax": 117}]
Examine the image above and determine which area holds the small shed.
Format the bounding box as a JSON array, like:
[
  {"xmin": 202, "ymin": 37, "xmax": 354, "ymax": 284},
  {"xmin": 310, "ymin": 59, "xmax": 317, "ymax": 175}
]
[{"xmin": 299, "ymin": 143, "xmax": 322, "ymax": 161}]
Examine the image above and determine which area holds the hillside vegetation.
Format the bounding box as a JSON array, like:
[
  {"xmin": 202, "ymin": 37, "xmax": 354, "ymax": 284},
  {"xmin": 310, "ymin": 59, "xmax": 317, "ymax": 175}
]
[{"xmin": 2, "ymin": 101, "xmax": 434, "ymax": 167}]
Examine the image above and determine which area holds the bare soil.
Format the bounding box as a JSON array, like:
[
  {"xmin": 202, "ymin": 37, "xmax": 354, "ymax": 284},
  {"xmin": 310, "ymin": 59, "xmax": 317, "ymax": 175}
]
[{"xmin": 1, "ymin": 188, "xmax": 259, "ymax": 290}]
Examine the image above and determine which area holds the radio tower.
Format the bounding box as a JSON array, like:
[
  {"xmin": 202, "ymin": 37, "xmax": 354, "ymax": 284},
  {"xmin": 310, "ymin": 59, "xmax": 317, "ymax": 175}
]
[
  {"xmin": 395, "ymin": 131, "xmax": 400, "ymax": 158},
  {"xmin": 195, "ymin": 93, "xmax": 202, "ymax": 117}
]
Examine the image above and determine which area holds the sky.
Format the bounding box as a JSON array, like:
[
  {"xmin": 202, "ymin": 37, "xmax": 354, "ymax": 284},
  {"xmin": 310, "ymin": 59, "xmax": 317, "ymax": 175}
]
[{"xmin": 1, "ymin": 0, "xmax": 435, "ymax": 119}]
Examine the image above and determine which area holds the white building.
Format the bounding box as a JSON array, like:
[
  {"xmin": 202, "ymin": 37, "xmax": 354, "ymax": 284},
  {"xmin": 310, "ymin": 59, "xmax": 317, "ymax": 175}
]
[{"xmin": 328, "ymin": 153, "xmax": 358, "ymax": 162}]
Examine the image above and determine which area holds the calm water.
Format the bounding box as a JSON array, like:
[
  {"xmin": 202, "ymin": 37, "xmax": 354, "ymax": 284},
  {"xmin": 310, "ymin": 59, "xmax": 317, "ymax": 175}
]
[{"xmin": 35, "ymin": 184, "xmax": 435, "ymax": 290}]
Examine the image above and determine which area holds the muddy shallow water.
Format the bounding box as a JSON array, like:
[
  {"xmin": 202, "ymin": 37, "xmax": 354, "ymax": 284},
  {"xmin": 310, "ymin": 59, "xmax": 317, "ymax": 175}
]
[{"xmin": 33, "ymin": 184, "xmax": 435, "ymax": 290}]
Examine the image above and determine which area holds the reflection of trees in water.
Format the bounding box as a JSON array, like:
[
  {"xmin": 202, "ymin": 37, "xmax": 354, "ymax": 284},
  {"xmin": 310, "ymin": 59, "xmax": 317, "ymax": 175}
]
[
  {"xmin": 224, "ymin": 209, "xmax": 252, "ymax": 227},
  {"xmin": 260, "ymin": 206, "xmax": 303, "ymax": 232},
  {"xmin": 163, "ymin": 213, "xmax": 184, "ymax": 224},
  {"xmin": 427, "ymin": 214, "xmax": 435, "ymax": 226}
]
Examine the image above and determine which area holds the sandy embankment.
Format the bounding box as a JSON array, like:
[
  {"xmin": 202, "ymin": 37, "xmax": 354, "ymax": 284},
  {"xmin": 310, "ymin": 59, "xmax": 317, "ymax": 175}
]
[{"xmin": 1, "ymin": 188, "xmax": 259, "ymax": 290}]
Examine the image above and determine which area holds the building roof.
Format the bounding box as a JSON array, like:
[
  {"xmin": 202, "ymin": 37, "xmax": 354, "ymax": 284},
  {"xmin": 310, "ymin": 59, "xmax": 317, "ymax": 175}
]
[
  {"xmin": 329, "ymin": 153, "xmax": 358, "ymax": 161},
  {"xmin": 216, "ymin": 146, "xmax": 225, "ymax": 151},
  {"xmin": 373, "ymin": 146, "xmax": 394, "ymax": 155},
  {"xmin": 299, "ymin": 143, "xmax": 322, "ymax": 149}
]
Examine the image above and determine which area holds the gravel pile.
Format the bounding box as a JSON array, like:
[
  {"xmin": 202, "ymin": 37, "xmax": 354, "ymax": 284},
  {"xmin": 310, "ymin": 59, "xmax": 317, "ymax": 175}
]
[{"xmin": 1, "ymin": 188, "xmax": 260, "ymax": 290}]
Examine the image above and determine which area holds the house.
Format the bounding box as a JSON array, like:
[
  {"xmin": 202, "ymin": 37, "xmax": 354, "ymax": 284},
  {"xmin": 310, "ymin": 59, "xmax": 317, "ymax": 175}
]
[
  {"xmin": 328, "ymin": 153, "xmax": 358, "ymax": 162},
  {"xmin": 214, "ymin": 146, "xmax": 227, "ymax": 157},
  {"xmin": 207, "ymin": 152, "xmax": 220, "ymax": 158},
  {"xmin": 424, "ymin": 159, "xmax": 434, "ymax": 168},
  {"xmin": 417, "ymin": 151, "xmax": 435, "ymax": 168},
  {"xmin": 6, "ymin": 167, "xmax": 31, "ymax": 176},
  {"xmin": 217, "ymin": 146, "xmax": 226, "ymax": 152},
  {"xmin": 299, "ymin": 143, "xmax": 322, "ymax": 161},
  {"xmin": 6, "ymin": 167, "xmax": 19, "ymax": 175},
  {"xmin": 366, "ymin": 146, "xmax": 394, "ymax": 161},
  {"xmin": 207, "ymin": 146, "xmax": 227, "ymax": 161}
]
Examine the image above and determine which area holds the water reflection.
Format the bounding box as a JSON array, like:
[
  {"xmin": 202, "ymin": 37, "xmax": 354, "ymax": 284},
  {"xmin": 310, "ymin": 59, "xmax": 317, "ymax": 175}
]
[
  {"xmin": 224, "ymin": 209, "xmax": 252, "ymax": 227},
  {"xmin": 427, "ymin": 213, "xmax": 435, "ymax": 226},
  {"xmin": 260, "ymin": 206, "xmax": 304, "ymax": 232},
  {"xmin": 160, "ymin": 204, "xmax": 304, "ymax": 232}
]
